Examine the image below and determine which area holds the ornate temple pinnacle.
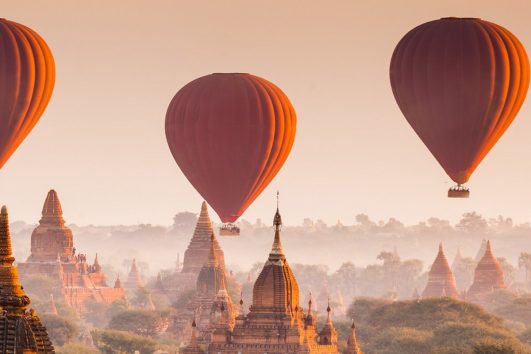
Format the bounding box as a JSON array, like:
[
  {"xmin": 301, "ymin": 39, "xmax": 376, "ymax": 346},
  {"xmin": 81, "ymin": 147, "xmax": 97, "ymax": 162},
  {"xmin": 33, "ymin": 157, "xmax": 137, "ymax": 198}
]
[
  {"xmin": 0, "ymin": 206, "xmax": 14, "ymax": 261},
  {"xmin": 0, "ymin": 206, "xmax": 31, "ymax": 313},
  {"xmin": 40, "ymin": 189, "xmax": 65, "ymax": 226},
  {"xmin": 270, "ymin": 194, "xmax": 284, "ymax": 258}
]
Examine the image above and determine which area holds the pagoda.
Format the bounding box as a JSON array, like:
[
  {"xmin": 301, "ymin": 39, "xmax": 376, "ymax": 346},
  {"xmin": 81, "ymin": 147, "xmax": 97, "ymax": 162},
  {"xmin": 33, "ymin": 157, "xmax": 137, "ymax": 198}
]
[
  {"xmin": 124, "ymin": 258, "xmax": 144, "ymax": 294},
  {"xmin": 344, "ymin": 321, "xmax": 363, "ymax": 354},
  {"xmin": 159, "ymin": 202, "xmax": 228, "ymax": 301},
  {"xmin": 171, "ymin": 233, "xmax": 235, "ymax": 345},
  {"xmin": 0, "ymin": 206, "xmax": 55, "ymax": 353},
  {"xmin": 422, "ymin": 243, "xmax": 459, "ymax": 299},
  {"xmin": 18, "ymin": 190, "xmax": 126, "ymax": 313},
  {"xmin": 182, "ymin": 202, "xmax": 225, "ymax": 274},
  {"xmin": 209, "ymin": 204, "xmax": 341, "ymax": 354},
  {"xmin": 467, "ymin": 240, "xmax": 506, "ymax": 303}
]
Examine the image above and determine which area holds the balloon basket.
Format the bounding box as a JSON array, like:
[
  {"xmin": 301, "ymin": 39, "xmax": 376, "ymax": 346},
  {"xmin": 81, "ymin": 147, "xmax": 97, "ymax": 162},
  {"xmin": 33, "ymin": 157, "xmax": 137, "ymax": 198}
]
[
  {"xmin": 448, "ymin": 185, "xmax": 469, "ymax": 198},
  {"xmin": 220, "ymin": 223, "xmax": 240, "ymax": 236}
]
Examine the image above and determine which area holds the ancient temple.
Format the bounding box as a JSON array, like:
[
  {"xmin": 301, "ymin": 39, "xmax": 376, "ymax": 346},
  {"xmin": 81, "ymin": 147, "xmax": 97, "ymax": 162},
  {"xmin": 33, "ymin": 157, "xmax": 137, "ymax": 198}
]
[
  {"xmin": 18, "ymin": 190, "xmax": 126, "ymax": 313},
  {"xmin": 183, "ymin": 202, "xmax": 225, "ymax": 274},
  {"xmin": 172, "ymin": 233, "xmax": 235, "ymax": 345},
  {"xmin": 422, "ymin": 243, "xmax": 459, "ymax": 299},
  {"xmin": 124, "ymin": 258, "xmax": 144, "ymax": 294},
  {"xmin": 467, "ymin": 240, "xmax": 506, "ymax": 303},
  {"xmin": 160, "ymin": 202, "xmax": 228, "ymax": 302},
  {"xmin": 208, "ymin": 206, "xmax": 341, "ymax": 354},
  {"xmin": 344, "ymin": 321, "xmax": 363, "ymax": 354},
  {"xmin": 0, "ymin": 206, "xmax": 55, "ymax": 353}
]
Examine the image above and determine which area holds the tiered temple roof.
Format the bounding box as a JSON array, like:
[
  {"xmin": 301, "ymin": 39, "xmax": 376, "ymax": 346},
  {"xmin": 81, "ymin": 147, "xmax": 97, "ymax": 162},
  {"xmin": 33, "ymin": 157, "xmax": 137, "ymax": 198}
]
[
  {"xmin": 209, "ymin": 204, "xmax": 341, "ymax": 354},
  {"xmin": 18, "ymin": 190, "xmax": 126, "ymax": 313},
  {"xmin": 28, "ymin": 189, "xmax": 74, "ymax": 262},
  {"xmin": 467, "ymin": 240, "xmax": 506, "ymax": 303},
  {"xmin": 182, "ymin": 202, "xmax": 225, "ymax": 274},
  {"xmin": 344, "ymin": 321, "xmax": 363, "ymax": 354},
  {"xmin": 0, "ymin": 206, "xmax": 55, "ymax": 353},
  {"xmin": 422, "ymin": 243, "xmax": 459, "ymax": 299},
  {"xmin": 124, "ymin": 258, "xmax": 144, "ymax": 293},
  {"xmin": 173, "ymin": 233, "xmax": 235, "ymax": 345}
]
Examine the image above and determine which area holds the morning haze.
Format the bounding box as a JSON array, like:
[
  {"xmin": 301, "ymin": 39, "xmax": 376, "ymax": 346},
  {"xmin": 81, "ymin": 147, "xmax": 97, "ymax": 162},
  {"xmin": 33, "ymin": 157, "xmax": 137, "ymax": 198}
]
[{"xmin": 1, "ymin": 0, "xmax": 531, "ymax": 228}]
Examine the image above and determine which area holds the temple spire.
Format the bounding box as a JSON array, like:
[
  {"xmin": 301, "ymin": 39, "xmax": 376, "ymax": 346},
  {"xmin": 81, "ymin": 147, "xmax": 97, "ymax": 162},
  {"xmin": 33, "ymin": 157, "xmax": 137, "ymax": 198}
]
[
  {"xmin": 308, "ymin": 291, "xmax": 314, "ymax": 316},
  {"xmin": 0, "ymin": 206, "xmax": 30, "ymax": 314},
  {"xmin": 40, "ymin": 189, "xmax": 65, "ymax": 225},
  {"xmin": 270, "ymin": 192, "xmax": 284, "ymax": 258},
  {"xmin": 326, "ymin": 298, "xmax": 332, "ymax": 323},
  {"xmin": 93, "ymin": 253, "xmax": 102, "ymax": 272},
  {"xmin": 114, "ymin": 273, "xmax": 122, "ymax": 288},
  {"xmin": 345, "ymin": 320, "xmax": 363, "ymax": 354}
]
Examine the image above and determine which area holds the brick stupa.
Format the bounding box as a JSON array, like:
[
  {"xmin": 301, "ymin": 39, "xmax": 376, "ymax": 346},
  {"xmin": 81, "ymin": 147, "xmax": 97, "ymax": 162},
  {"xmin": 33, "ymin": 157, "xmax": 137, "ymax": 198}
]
[
  {"xmin": 0, "ymin": 206, "xmax": 55, "ymax": 353},
  {"xmin": 156, "ymin": 202, "xmax": 228, "ymax": 302},
  {"xmin": 467, "ymin": 240, "xmax": 506, "ymax": 303},
  {"xmin": 182, "ymin": 202, "xmax": 225, "ymax": 274},
  {"xmin": 124, "ymin": 258, "xmax": 144, "ymax": 294},
  {"xmin": 18, "ymin": 190, "xmax": 126, "ymax": 313},
  {"xmin": 422, "ymin": 243, "xmax": 459, "ymax": 299}
]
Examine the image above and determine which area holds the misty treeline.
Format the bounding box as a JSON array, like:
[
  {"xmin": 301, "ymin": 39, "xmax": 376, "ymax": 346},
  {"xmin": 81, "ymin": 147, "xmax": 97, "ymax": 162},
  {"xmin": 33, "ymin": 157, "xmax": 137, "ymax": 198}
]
[{"xmin": 9, "ymin": 209, "xmax": 531, "ymax": 306}]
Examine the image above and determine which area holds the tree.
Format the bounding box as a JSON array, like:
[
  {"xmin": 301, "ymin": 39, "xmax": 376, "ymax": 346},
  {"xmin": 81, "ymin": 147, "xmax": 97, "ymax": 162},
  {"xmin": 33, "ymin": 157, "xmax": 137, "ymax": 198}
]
[
  {"xmin": 454, "ymin": 257, "xmax": 477, "ymax": 292},
  {"xmin": 456, "ymin": 212, "xmax": 488, "ymax": 234},
  {"xmin": 108, "ymin": 310, "xmax": 163, "ymax": 337},
  {"xmin": 171, "ymin": 211, "xmax": 198, "ymax": 234},
  {"xmin": 92, "ymin": 329, "xmax": 157, "ymax": 354},
  {"xmin": 83, "ymin": 299, "xmax": 112, "ymax": 327},
  {"xmin": 57, "ymin": 343, "xmax": 99, "ymax": 354},
  {"xmin": 40, "ymin": 314, "xmax": 79, "ymax": 346},
  {"xmin": 19, "ymin": 274, "xmax": 61, "ymax": 302}
]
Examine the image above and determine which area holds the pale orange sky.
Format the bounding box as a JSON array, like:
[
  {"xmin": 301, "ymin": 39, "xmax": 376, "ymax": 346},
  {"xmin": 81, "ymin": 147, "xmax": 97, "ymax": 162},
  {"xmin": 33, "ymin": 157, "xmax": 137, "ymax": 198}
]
[{"xmin": 1, "ymin": 0, "xmax": 531, "ymax": 226}]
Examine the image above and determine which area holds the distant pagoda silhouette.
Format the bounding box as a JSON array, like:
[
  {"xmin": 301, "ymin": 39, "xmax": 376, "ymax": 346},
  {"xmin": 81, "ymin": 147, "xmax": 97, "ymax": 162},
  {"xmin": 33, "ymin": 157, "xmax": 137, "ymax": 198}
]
[
  {"xmin": 422, "ymin": 243, "xmax": 459, "ymax": 299},
  {"xmin": 182, "ymin": 202, "xmax": 226, "ymax": 274},
  {"xmin": 156, "ymin": 202, "xmax": 230, "ymax": 305},
  {"xmin": 467, "ymin": 240, "xmax": 506, "ymax": 303}
]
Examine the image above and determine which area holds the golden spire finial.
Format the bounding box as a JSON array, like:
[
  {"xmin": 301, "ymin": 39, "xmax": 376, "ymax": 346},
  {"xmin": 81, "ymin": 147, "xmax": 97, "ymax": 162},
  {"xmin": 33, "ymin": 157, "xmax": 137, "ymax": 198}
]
[{"xmin": 270, "ymin": 193, "xmax": 284, "ymax": 258}]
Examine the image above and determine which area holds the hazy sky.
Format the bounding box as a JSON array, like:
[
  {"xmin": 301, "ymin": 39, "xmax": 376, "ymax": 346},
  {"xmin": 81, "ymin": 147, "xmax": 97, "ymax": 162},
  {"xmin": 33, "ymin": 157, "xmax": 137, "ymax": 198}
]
[{"xmin": 1, "ymin": 0, "xmax": 531, "ymax": 226}]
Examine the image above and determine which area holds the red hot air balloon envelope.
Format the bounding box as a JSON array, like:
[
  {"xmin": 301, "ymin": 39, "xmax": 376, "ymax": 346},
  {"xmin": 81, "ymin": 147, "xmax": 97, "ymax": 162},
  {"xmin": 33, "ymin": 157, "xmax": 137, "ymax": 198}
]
[
  {"xmin": 0, "ymin": 19, "xmax": 55, "ymax": 169},
  {"xmin": 165, "ymin": 73, "xmax": 296, "ymax": 235},
  {"xmin": 390, "ymin": 18, "xmax": 529, "ymax": 198}
]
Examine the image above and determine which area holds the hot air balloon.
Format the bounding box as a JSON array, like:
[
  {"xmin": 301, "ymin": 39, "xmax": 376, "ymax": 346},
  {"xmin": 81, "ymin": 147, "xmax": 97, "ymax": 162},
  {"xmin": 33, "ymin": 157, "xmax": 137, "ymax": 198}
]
[
  {"xmin": 165, "ymin": 73, "xmax": 296, "ymax": 235},
  {"xmin": 0, "ymin": 19, "xmax": 55, "ymax": 169},
  {"xmin": 390, "ymin": 18, "xmax": 529, "ymax": 198}
]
